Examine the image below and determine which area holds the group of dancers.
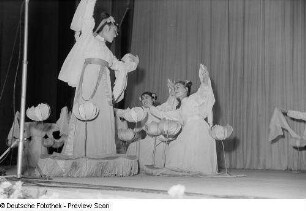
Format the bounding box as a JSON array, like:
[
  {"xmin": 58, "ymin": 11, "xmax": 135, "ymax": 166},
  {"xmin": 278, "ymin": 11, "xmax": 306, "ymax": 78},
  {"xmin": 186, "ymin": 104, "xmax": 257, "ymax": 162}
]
[
  {"xmin": 122, "ymin": 68, "xmax": 218, "ymax": 175},
  {"xmin": 58, "ymin": 0, "xmax": 218, "ymax": 176}
]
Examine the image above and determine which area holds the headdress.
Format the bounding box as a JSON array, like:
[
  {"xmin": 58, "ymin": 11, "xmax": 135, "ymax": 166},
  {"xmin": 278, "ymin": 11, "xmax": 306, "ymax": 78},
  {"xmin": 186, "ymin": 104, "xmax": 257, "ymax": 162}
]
[
  {"xmin": 93, "ymin": 16, "xmax": 116, "ymax": 36},
  {"xmin": 58, "ymin": 0, "xmax": 97, "ymax": 87},
  {"xmin": 139, "ymin": 91, "xmax": 158, "ymax": 102},
  {"xmin": 184, "ymin": 80, "xmax": 191, "ymax": 86},
  {"xmin": 70, "ymin": 0, "xmax": 96, "ymax": 40}
]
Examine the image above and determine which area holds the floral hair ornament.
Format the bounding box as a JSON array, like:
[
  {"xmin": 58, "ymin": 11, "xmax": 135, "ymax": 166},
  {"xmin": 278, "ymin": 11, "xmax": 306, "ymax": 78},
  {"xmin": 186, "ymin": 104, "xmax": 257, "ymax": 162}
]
[
  {"xmin": 93, "ymin": 16, "xmax": 116, "ymax": 36},
  {"xmin": 151, "ymin": 93, "xmax": 157, "ymax": 101},
  {"xmin": 139, "ymin": 92, "xmax": 157, "ymax": 102},
  {"xmin": 185, "ymin": 80, "xmax": 191, "ymax": 85}
]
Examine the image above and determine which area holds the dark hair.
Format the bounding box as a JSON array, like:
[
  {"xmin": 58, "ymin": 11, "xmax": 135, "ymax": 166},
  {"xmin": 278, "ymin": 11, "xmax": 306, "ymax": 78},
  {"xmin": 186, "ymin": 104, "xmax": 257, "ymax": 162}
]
[
  {"xmin": 175, "ymin": 81, "xmax": 192, "ymax": 109},
  {"xmin": 175, "ymin": 81, "xmax": 192, "ymax": 96},
  {"xmin": 139, "ymin": 91, "xmax": 157, "ymax": 105},
  {"xmin": 92, "ymin": 10, "xmax": 118, "ymax": 35}
]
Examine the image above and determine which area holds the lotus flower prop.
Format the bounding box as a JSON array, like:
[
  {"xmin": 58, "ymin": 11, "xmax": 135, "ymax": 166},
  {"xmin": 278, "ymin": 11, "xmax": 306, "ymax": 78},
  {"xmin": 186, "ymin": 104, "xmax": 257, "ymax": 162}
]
[
  {"xmin": 26, "ymin": 103, "xmax": 50, "ymax": 122},
  {"xmin": 73, "ymin": 101, "xmax": 99, "ymax": 121},
  {"xmin": 145, "ymin": 121, "xmax": 162, "ymax": 136},
  {"xmin": 159, "ymin": 118, "xmax": 182, "ymax": 138},
  {"xmin": 123, "ymin": 107, "xmax": 147, "ymax": 123},
  {"xmin": 118, "ymin": 128, "xmax": 135, "ymax": 142},
  {"xmin": 210, "ymin": 124, "xmax": 233, "ymax": 140}
]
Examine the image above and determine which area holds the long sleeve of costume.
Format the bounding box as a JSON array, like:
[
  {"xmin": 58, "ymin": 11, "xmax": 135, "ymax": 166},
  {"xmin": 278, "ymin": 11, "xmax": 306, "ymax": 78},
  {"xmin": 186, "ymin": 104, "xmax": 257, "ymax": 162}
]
[
  {"xmin": 190, "ymin": 78, "xmax": 215, "ymax": 126},
  {"xmin": 268, "ymin": 108, "xmax": 300, "ymax": 142},
  {"xmin": 150, "ymin": 106, "xmax": 182, "ymax": 124},
  {"xmin": 149, "ymin": 94, "xmax": 180, "ymax": 122},
  {"xmin": 58, "ymin": 0, "xmax": 96, "ymax": 87},
  {"xmin": 70, "ymin": 0, "xmax": 95, "ymax": 34},
  {"xmin": 287, "ymin": 110, "xmax": 306, "ymax": 121},
  {"xmin": 268, "ymin": 108, "xmax": 306, "ymax": 147},
  {"xmin": 156, "ymin": 95, "xmax": 178, "ymax": 112},
  {"xmin": 111, "ymin": 54, "xmax": 138, "ymax": 103}
]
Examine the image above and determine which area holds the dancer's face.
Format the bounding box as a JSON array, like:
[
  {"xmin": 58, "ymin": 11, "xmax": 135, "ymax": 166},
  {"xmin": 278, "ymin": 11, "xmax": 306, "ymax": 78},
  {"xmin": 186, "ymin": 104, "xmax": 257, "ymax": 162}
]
[
  {"xmin": 141, "ymin": 94, "xmax": 154, "ymax": 108},
  {"xmin": 174, "ymin": 83, "xmax": 188, "ymax": 99},
  {"xmin": 100, "ymin": 24, "xmax": 118, "ymax": 43}
]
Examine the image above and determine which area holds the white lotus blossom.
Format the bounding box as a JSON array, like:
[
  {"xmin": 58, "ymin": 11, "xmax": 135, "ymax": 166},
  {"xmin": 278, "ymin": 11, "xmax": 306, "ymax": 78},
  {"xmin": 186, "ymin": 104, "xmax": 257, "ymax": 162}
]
[
  {"xmin": 0, "ymin": 181, "xmax": 12, "ymax": 189},
  {"xmin": 123, "ymin": 107, "xmax": 147, "ymax": 122},
  {"xmin": 26, "ymin": 103, "xmax": 50, "ymax": 121}
]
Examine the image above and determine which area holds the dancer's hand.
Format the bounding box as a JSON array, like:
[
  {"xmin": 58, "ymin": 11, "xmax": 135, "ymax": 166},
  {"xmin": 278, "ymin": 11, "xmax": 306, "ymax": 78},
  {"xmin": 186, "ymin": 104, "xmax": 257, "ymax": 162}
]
[
  {"xmin": 280, "ymin": 108, "xmax": 288, "ymax": 115},
  {"xmin": 122, "ymin": 53, "xmax": 139, "ymax": 65},
  {"xmin": 167, "ymin": 79, "xmax": 175, "ymax": 96},
  {"xmin": 115, "ymin": 108, "xmax": 128, "ymax": 118},
  {"xmin": 199, "ymin": 64, "xmax": 209, "ymax": 85}
]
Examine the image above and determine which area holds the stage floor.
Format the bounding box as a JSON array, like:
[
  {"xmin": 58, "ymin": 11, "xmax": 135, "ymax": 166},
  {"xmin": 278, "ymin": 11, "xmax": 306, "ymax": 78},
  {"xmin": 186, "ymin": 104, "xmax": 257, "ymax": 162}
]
[{"xmin": 2, "ymin": 167, "xmax": 306, "ymax": 199}]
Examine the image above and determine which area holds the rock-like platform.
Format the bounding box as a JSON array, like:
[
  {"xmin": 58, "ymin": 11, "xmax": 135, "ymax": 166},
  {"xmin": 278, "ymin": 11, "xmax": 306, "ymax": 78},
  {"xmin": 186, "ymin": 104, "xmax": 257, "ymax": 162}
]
[{"xmin": 37, "ymin": 153, "xmax": 138, "ymax": 177}]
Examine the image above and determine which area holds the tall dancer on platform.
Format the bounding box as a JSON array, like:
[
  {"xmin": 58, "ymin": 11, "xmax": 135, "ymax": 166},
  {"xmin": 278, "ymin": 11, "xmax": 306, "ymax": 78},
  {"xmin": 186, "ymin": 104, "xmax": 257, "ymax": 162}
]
[{"xmin": 58, "ymin": 0, "xmax": 139, "ymax": 158}]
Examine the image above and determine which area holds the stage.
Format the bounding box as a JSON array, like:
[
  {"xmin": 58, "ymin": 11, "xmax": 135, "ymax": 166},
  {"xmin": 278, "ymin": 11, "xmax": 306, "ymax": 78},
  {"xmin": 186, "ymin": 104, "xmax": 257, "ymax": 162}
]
[{"xmin": 2, "ymin": 167, "xmax": 306, "ymax": 199}]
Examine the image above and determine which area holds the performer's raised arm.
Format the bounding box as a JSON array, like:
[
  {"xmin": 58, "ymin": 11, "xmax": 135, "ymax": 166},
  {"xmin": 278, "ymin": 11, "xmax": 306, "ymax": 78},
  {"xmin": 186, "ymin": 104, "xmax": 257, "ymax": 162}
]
[
  {"xmin": 190, "ymin": 64, "xmax": 215, "ymax": 127},
  {"xmin": 287, "ymin": 110, "xmax": 306, "ymax": 121}
]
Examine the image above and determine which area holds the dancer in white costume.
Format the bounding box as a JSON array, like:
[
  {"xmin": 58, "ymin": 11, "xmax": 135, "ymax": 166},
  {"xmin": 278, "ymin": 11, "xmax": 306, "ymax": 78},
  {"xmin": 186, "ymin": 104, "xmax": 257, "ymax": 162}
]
[
  {"xmin": 125, "ymin": 92, "xmax": 174, "ymax": 170},
  {"xmin": 150, "ymin": 65, "xmax": 218, "ymax": 175},
  {"xmin": 58, "ymin": 0, "xmax": 139, "ymax": 158}
]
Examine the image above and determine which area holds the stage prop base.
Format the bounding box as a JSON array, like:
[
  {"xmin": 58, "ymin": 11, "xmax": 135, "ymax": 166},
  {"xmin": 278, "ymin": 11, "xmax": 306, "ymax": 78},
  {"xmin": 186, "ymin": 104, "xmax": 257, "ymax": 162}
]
[{"xmin": 37, "ymin": 154, "xmax": 138, "ymax": 177}]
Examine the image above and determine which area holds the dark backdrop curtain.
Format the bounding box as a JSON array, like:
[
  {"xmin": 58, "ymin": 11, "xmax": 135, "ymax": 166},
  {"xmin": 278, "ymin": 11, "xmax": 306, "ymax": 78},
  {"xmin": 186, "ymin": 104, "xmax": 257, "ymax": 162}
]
[
  {"xmin": 0, "ymin": 0, "xmax": 23, "ymax": 165},
  {"xmin": 0, "ymin": 0, "xmax": 62, "ymax": 164},
  {"xmin": 126, "ymin": 0, "xmax": 306, "ymax": 170},
  {"xmin": 0, "ymin": 0, "xmax": 133, "ymax": 165}
]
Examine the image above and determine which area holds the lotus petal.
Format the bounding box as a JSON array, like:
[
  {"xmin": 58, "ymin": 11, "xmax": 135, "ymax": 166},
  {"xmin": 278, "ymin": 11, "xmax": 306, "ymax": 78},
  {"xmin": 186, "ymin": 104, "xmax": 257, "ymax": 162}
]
[
  {"xmin": 145, "ymin": 121, "xmax": 162, "ymax": 136},
  {"xmin": 37, "ymin": 103, "xmax": 51, "ymax": 121},
  {"xmin": 210, "ymin": 124, "xmax": 233, "ymax": 140},
  {"xmin": 26, "ymin": 106, "xmax": 37, "ymax": 121},
  {"xmin": 26, "ymin": 103, "xmax": 50, "ymax": 121},
  {"xmin": 118, "ymin": 129, "xmax": 135, "ymax": 141},
  {"xmin": 158, "ymin": 119, "xmax": 181, "ymax": 137},
  {"xmin": 73, "ymin": 101, "xmax": 99, "ymax": 121},
  {"xmin": 123, "ymin": 107, "xmax": 147, "ymax": 122}
]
